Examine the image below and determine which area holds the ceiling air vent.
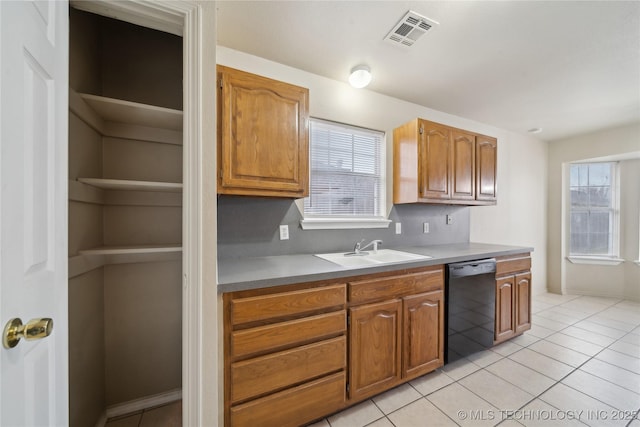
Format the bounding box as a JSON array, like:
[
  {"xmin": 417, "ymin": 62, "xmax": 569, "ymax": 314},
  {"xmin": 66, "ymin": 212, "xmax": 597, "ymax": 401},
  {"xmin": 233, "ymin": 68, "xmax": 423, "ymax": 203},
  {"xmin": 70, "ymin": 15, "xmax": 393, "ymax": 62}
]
[{"xmin": 384, "ymin": 10, "xmax": 439, "ymax": 48}]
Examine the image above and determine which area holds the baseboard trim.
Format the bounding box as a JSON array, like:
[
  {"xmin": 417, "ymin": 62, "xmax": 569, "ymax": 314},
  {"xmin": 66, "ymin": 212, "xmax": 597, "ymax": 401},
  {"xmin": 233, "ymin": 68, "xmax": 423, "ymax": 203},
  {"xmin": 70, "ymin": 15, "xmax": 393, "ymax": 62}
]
[
  {"xmin": 105, "ymin": 388, "xmax": 182, "ymax": 420},
  {"xmin": 93, "ymin": 412, "xmax": 107, "ymax": 427}
]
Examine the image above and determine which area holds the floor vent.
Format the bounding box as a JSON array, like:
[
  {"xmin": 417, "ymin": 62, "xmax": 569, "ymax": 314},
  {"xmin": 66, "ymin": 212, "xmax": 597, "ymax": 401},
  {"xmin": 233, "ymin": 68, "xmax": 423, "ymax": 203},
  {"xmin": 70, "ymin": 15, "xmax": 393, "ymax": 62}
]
[{"xmin": 384, "ymin": 10, "xmax": 439, "ymax": 48}]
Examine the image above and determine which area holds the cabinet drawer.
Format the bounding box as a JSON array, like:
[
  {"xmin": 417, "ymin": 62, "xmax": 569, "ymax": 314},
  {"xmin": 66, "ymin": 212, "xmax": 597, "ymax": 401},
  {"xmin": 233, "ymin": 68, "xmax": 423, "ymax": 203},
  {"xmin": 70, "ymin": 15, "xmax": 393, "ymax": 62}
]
[
  {"xmin": 349, "ymin": 268, "xmax": 443, "ymax": 305},
  {"xmin": 231, "ymin": 336, "xmax": 346, "ymax": 403},
  {"xmin": 496, "ymin": 254, "xmax": 531, "ymax": 276},
  {"xmin": 231, "ymin": 284, "xmax": 346, "ymax": 325},
  {"xmin": 230, "ymin": 371, "xmax": 346, "ymax": 427},
  {"xmin": 231, "ymin": 310, "xmax": 346, "ymax": 358}
]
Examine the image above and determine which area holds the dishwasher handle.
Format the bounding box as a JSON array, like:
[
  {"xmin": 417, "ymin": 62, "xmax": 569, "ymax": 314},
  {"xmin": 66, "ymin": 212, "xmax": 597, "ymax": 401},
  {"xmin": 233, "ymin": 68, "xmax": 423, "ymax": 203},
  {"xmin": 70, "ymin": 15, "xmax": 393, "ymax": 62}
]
[{"xmin": 448, "ymin": 258, "xmax": 496, "ymax": 278}]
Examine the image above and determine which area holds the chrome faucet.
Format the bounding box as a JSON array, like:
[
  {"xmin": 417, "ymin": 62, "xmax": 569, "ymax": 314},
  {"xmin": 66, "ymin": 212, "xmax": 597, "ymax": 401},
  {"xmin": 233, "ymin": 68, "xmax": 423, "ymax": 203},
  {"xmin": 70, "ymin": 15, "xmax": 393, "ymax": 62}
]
[{"xmin": 353, "ymin": 239, "xmax": 383, "ymax": 254}]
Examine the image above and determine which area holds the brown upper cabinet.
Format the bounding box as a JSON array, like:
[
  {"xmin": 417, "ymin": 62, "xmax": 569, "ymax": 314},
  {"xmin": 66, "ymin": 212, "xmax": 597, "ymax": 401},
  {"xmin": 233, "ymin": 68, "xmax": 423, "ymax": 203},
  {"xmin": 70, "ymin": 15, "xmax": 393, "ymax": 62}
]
[
  {"xmin": 476, "ymin": 136, "xmax": 498, "ymax": 202},
  {"xmin": 393, "ymin": 119, "xmax": 497, "ymax": 205},
  {"xmin": 217, "ymin": 65, "xmax": 309, "ymax": 198}
]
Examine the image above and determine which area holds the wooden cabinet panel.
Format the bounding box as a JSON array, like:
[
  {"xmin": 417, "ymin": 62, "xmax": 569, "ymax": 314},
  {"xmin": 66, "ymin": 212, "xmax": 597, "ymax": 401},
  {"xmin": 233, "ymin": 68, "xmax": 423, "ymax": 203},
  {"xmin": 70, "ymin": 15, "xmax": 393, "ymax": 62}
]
[
  {"xmin": 451, "ymin": 130, "xmax": 475, "ymax": 200},
  {"xmin": 349, "ymin": 299, "xmax": 402, "ymax": 400},
  {"xmin": 476, "ymin": 136, "xmax": 497, "ymax": 201},
  {"xmin": 419, "ymin": 121, "xmax": 451, "ymax": 200},
  {"xmin": 231, "ymin": 284, "xmax": 346, "ymax": 325},
  {"xmin": 231, "ymin": 336, "xmax": 346, "ymax": 403},
  {"xmin": 231, "ymin": 310, "xmax": 346, "ymax": 358},
  {"xmin": 403, "ymin": 291, "xmax": 444, "ymax": 379},
  {"xmin": 515, "ymin": 272, "xmax": 532, "ymax": 334},
  {"xmin": 225, "ymin": 282, "xmax": 347, "ymax": 427},
  {"xmin": 217, "ymin": 65, "xmax": 309, "ymax": 198},
  {"xmin": 495, "ymin": 276, "xmax": 516, "ymax": 343},
  {"xmin": 496, "ymin": 255, "xmax": 531, "ymax": 276},
  {"xmin": 393, "ymin": 119, "xmax": 420, "ymax": 204},
  {"xmin": 230, "ymin": 372, "xmax": 346, "ymax": 427},
  {"xmin": 349, "ymin": 267, "xmax": 444, "ymax": 305},
  {"xmin": 495, "ymin": 252, "xmax": 531, "ymax": 342}
]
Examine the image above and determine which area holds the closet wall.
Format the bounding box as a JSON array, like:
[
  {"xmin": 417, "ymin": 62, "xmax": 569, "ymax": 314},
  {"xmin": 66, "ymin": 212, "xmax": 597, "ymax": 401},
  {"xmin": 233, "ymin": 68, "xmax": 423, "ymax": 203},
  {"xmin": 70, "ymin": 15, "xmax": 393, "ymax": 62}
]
[{"xmin": 68, "ymin": 9, "xmax": 183, "ymax": 427}]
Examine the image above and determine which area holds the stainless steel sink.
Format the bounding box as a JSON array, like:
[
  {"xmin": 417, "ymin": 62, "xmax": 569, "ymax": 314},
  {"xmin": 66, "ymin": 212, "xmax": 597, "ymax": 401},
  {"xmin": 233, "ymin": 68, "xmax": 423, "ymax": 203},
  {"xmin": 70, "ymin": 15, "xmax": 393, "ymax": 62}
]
[{"xmin": 315, "ymin": 249, "xmax": 431, "ymax": 267}]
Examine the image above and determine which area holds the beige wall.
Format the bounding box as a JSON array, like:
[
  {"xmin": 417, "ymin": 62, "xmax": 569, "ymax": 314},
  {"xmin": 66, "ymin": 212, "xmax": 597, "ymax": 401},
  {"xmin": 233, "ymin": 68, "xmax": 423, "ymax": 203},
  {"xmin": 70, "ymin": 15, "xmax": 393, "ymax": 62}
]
[
  {"xmin": 216, "ymin": 46, "xmax": 549, "ymax": 294},
  {"xmin": 469, "ymin": 131, "xmax": 548, "ymax": 295},
  {"xmin": 547, "ymin": 123, "xmax": 640, "ymax": 299}
]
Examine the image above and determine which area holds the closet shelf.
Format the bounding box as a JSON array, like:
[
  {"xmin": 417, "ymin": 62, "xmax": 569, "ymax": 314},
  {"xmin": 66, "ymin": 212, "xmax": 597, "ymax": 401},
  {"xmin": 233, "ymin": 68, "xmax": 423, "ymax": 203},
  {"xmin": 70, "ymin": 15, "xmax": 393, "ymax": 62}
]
[
  {"xmin": 80, "ymin": 245, "xmax": 182, "ymax": 256},
  {"xmin": 77, "ymin": 178, "xmax": 183, "ymax": 193},
  {"xmin": 79, "ymin": 93, "xmax": 183, "ymax": 130},
  {"xmin": 69, "ymin": 245, "xmax": 182, "ymax": 278},
  {"xmin": 69, "ymin": 89, "xmax": 183, "ymax": 145}
]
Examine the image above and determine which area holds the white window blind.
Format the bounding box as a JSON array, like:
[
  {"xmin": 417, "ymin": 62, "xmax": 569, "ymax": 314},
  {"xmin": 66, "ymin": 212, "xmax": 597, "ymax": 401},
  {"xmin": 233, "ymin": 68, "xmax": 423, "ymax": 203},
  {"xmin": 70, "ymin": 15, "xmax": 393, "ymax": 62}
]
[
  {"xmin": 569, "ymin": 162, "xmax": 619, "ymax": 257},
  {"xmin": 304, "ymin": 118, "xmax": 385, "ymax": 219}
]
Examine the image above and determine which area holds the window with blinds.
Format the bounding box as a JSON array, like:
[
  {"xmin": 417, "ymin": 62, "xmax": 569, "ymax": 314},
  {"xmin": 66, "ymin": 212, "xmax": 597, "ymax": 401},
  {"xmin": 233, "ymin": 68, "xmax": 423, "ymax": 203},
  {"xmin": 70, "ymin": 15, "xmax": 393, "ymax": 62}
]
[
  {"xmin": 569, "ymin": 162, "xmax": 619, "ymax": 257},
  {"xmin": 304, "ymin": 118, "xmax": 386, "ymax": 219}
]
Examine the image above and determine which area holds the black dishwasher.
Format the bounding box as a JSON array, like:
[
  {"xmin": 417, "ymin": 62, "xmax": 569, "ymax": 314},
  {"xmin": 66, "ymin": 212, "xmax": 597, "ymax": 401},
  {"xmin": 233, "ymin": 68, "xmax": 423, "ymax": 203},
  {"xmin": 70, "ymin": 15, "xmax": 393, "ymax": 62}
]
[{"xmin": 445, "ymin": 258, "xmax": 496, "ymax": 363}]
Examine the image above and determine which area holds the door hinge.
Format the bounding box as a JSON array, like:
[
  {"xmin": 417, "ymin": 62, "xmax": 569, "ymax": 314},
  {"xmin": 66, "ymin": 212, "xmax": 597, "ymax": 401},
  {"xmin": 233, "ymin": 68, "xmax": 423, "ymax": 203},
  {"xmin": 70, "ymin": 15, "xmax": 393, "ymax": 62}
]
[
  {"xmin": 419, "ymin": 126, "xmax": 424, "ymax": 135},
  {"xmin": 347, "ymin": 313, "xmax": 350, "ymax": 326},
  {"xmin": 346, "ymin": 382, "xmax": 350, "ymax": 393},
  {"xmin": 218, "ymin": 79, "xmax": 223, "ymax": 89}
]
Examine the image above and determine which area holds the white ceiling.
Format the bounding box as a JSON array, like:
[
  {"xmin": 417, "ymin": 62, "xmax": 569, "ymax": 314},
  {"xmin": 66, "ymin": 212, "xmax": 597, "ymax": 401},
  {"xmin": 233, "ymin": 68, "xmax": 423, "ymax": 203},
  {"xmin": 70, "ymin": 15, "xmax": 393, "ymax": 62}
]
[{"xmin": 216, "ymin": 1, "xmax": 640, "ymax": 142}]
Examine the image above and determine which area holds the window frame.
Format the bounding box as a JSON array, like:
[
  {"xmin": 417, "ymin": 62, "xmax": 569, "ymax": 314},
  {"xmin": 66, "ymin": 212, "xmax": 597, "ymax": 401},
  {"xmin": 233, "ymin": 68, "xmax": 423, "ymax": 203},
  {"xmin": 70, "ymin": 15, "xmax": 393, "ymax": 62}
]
[
  {"xmin": 567, "ymin": 161, "xmax": 622, "ymax": 263},
  {"xmin": 300, "ymin": 118, "xmax": 390, "ymax": 230}
]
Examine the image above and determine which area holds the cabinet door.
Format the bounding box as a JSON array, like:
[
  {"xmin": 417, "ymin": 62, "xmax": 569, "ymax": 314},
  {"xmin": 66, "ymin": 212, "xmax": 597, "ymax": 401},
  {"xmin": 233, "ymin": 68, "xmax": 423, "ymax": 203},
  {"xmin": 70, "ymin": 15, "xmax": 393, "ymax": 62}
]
[
  {"xmin": 218, "ymin": 66, "xmax": 309, "ymax": 197},
  {"xmin": 476, "ymin": 136, "xmax": 497, "ymax": 201},
  {"xmin": 495, "ymin": 276, "xmax": 515, "ymax": 343},
  {"xmin": 349, "ymin": 299, "xmax": 402, "ymax": 401},
  {"xmin": 418, "ymin": 121, "xmax": 451, "ymax": 200},
  {"xmin": 515, "ymin": 272, "xmax": 532, "ymax": 334},
  {"xmin": 403, "ymin": 291, "xmax": 444, "ymax": 379},
  {"xmin": 451, "ymin": 130, "xmax": 475, "ymax": 200}
]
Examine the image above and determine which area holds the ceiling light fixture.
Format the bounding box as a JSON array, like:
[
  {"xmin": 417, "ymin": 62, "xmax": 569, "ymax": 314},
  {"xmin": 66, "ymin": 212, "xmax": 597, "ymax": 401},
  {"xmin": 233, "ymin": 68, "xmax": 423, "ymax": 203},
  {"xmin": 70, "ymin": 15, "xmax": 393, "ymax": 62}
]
[
  {"xmin": 528, "ymin": 127, "xmax": 543, "ymax": 134},
  {"xmin": 348, "ymin": 65, "xmax": 372, "ymax": 88}
]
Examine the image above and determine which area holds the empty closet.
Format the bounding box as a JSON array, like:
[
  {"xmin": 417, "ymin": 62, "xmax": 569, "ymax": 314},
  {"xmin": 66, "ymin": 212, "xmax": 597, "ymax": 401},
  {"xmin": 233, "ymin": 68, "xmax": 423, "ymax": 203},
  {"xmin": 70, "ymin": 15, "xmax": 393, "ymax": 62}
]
[{"xmin": 68, "ymin": 8, "xmax": 183, "ymax": 426}]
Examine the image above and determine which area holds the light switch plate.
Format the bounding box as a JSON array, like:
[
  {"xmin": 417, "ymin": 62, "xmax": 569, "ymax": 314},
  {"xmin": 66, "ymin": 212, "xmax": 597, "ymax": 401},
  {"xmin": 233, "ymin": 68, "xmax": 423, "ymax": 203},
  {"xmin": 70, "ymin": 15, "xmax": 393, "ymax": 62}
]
[
  {"xmin": 446, "ymin": 215, "xmax": 453, "ymax": 225},
  {"xmin": 279, "ymin": 224, "xmax": 289, "ymax": 240},
  {"xmin": 395, "ymin": 222, "xmax": 402, "ymax": 234},
  {"xmin": 423, "ymin": 222, "xmax": 429, "ymax": 233}
]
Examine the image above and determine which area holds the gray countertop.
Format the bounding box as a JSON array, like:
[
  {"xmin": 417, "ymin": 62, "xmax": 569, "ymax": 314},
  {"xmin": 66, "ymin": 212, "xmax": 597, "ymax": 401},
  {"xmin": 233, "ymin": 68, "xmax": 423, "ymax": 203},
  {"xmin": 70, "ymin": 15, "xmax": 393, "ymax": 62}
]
[{"xmin": 217, "ymin": 242, "xmax": 533, "ymax": 293}]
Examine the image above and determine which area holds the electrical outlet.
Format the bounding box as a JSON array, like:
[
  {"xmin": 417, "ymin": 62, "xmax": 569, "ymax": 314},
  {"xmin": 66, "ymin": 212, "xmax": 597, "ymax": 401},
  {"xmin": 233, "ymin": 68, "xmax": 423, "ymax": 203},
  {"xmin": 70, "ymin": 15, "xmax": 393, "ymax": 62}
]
[
  {"xmin": 423, "ymin": 222, "xmax": 430, "ymax": 233},
  {"xmin": 446, "ymin": 215, "xmax": 453, "ymax": 225},
  {"xmin": 395, "ymin": 222, "xmax": 402, "ymax": 234},
  {"xmin": 279, "ymin": 224, "xmax": 289, "ymax": 240}
]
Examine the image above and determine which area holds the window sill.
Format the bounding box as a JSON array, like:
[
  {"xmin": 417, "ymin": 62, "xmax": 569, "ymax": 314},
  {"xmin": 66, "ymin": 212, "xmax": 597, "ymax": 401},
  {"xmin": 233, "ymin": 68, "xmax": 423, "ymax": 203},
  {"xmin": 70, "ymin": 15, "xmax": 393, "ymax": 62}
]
[
  {"xmin": 567, "ymin": 256, "xmax": 625, "ymax": 266},
  {"xmin": 300, "ymin": 218, "xmax": 392, "ymax": 230}
]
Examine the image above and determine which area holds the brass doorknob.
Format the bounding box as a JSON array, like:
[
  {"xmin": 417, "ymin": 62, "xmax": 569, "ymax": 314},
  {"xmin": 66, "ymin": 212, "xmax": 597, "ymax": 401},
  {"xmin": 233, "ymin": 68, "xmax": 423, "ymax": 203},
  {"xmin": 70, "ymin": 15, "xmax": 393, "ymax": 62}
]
[{"xmin": 3, "ymin": 318, "xmax": 53, "ymax": 349}]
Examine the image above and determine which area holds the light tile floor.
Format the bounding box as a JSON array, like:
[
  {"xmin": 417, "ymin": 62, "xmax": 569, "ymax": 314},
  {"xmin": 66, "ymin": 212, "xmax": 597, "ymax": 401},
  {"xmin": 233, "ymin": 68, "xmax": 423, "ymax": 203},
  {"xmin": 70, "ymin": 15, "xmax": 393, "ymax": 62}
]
[{"xmin": 309, "ymin": 294, "xmax": 640, "ymax": 427}]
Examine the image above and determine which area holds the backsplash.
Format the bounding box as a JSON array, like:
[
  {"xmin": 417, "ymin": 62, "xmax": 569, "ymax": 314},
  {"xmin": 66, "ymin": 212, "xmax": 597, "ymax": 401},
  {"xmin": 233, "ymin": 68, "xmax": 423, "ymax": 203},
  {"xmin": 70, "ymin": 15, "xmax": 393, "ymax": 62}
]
[{"xmin": 217, "ymin": 196, "xmax": 470, "ymax": 259}]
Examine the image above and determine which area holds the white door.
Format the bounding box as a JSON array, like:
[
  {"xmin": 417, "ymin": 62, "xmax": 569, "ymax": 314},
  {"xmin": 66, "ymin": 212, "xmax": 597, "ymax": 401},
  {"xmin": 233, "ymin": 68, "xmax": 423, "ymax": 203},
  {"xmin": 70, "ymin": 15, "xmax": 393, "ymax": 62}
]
[{"xmin": 0, "ymin": 1, "xmax": 68, "ymax": 426}]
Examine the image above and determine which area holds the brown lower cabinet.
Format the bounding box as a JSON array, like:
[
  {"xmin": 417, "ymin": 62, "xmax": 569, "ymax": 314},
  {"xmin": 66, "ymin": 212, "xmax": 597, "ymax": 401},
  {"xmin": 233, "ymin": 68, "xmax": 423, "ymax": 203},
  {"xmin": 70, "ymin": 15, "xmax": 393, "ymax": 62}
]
[
  {"xmin": 349, "ymin": 299, "xmax": 403, "ymax": 401},
  {"xmin": 495, "ymin": 253, "xmax": 532, "ymax": 344},
  {"xmin": 223, "ymin": 258, "xmax": 529, "ymax": 426},
  {"xmin": 347, "ymin": 266, "xmax": 444, "ymax": 402},
  {"xmin": 224, "ymin": 283, "xmax": 347, "ymax": 427},
  {"xmin": 223, "ymin": 265, "xmax": 445, "ymax": 426}
]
